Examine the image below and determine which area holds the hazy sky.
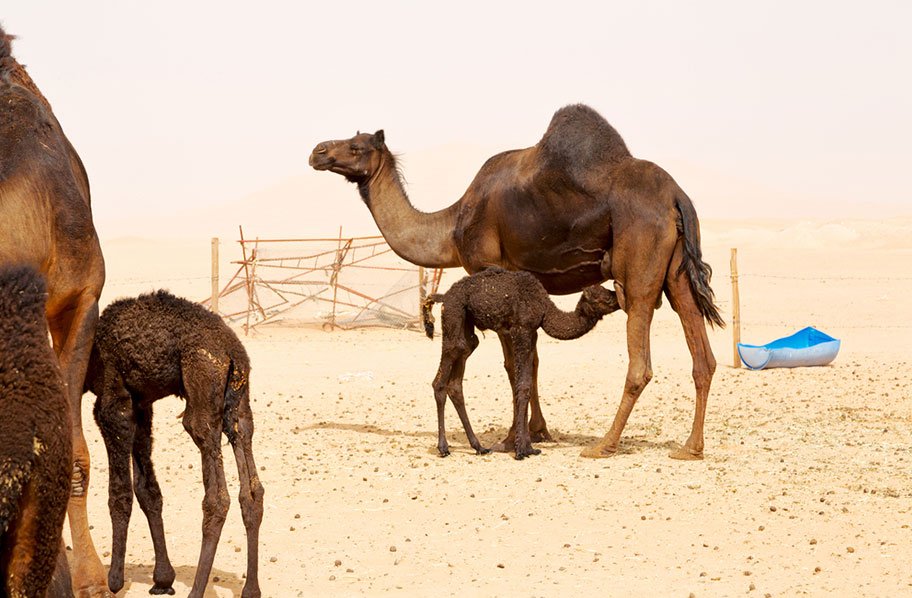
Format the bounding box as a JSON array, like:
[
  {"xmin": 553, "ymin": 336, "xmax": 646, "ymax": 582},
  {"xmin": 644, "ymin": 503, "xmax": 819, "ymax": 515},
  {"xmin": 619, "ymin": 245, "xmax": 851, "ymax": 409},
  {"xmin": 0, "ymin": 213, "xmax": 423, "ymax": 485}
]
[{"xmin": 3, "ymin": 0, "xmax": 911, "ymax": 230}]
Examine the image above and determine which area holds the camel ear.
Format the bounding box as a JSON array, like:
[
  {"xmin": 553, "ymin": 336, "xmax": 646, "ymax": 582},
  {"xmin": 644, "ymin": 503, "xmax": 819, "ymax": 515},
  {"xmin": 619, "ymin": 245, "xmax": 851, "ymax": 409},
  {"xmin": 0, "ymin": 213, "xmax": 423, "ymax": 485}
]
[{"xmin": 372, "ymin": 130, "xmax": 385, "ymax": 148}]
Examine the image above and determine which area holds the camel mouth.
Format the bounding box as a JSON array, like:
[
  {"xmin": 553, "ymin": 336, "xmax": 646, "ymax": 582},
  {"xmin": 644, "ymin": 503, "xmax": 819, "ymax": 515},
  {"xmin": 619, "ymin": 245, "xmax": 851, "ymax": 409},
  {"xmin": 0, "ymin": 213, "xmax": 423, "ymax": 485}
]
[{"xmin": 309, "ymin": 153, "xmax": 335, "ymax": 171}]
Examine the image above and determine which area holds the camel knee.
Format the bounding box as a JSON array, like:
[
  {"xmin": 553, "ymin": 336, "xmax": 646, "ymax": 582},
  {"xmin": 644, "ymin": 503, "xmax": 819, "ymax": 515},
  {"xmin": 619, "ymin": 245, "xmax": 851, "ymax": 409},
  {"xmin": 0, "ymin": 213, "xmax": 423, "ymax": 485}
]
[
  {"xmin": 625, "ymin": 366, "xmax": 653, "ymax": 396},
  {"xmin": 240, "ymin": 480, "xmax": 265, "ymax": 527},
  {"xmin": 693, "ymin": 355, "xmax": 716, "ymax": 393},
  {"xmin": 202, "ymin": 489, "xmax": 231, "ymax": 526}
]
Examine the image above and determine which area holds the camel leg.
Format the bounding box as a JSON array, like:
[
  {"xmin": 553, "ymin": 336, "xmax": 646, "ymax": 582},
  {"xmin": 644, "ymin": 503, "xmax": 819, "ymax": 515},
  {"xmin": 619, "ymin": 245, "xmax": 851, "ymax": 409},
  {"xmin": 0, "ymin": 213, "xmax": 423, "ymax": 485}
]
[
  {"xmin": 581, "ymin": 299, "xmax": 655, "ymax": 458},
  {"xmin": 511, "ymin": 330, "xmax": 541, "ymax": 460},
  {"xmin": 446, "ymin": 331, "xmax": 489, "ymax": 455},
  {"xmin": 492, "ymin": 333, "xmax": 553, "ymax": 450},
  {"xmin": 432, "ymin": 350, "xmax": 459, "ymax": 457},
  {"xmin": 527, "ymin": 347, "xmax": 553, "ymax": 443},
  {"xmin": 664, "ymin": 242, "xmax": 716, "ymax": 460},
  {"xmin": 92, "ymin": 389, "xmax": 135, "ymax": 595},
  {"xmin": 132, "ymin": 405, "xmax": 176, "ymax": 594},
  {"xmin": 48, "ymin": 294, "xmax": 111, "ymax": 598},
  {"xmin": 228, "ymin": 399, "xmax": 264, "ymax": 598},
  {"xmin": 181, "ymin": 371, "xmax": 231, "ymax": 598}
]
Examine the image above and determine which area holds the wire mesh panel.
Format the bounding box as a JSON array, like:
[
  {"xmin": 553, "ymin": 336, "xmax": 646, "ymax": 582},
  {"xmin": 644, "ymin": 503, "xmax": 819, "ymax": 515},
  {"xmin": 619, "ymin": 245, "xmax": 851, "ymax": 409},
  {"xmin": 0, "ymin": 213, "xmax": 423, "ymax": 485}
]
[{"xmin": 204, "ymin": 229, "xmax": 442, "ymax": 333}]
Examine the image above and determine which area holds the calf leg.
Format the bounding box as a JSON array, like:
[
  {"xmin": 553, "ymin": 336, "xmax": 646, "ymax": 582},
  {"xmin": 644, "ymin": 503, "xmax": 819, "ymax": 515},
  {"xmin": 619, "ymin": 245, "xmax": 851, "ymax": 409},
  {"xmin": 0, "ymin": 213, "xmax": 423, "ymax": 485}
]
[
  {"xmin": 510, "ymin": 330, "xmax": 541, "ymax": 460},
  {"xmin": 228, "ymin": 399, "xmax": 264, "ymax": 598},
  {"xmin": 182, "ymin": 388, "xmax": 230, "ymax": 598},
  {"xmin": 131, "ymin": 406, "xmax": 176, "ymax": 594},
  {"xmin": 92, "ymin": 390, "xmax": 135, "ymax": 595},
  {"xmin": 446, "ymin": 331, "xmax": 488, "ymax": 455}
]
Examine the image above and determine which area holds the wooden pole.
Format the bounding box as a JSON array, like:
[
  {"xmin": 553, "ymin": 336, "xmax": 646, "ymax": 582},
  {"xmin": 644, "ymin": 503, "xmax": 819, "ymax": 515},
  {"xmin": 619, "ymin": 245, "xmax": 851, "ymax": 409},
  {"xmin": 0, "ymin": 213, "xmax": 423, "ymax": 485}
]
[
  {"xmin": 210, "ymin": 237, "xmax": 219, "ymax": 314},
  {"xmin": 731, "ymin": 248, "xmax": 741, "ymax": 368}
]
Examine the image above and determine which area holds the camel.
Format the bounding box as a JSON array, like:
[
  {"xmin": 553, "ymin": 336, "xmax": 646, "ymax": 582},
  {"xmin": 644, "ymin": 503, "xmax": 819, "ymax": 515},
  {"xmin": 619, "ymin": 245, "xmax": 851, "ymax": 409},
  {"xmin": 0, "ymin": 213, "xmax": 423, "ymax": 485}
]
[
  {"xmin": 0, "ymin": 26, "xmax": 108, "ymax": 597},
  {"xmin": 85, "ymin": 290, "xmax": 263, "ymax": 598},
  {"xmin": 0, "ymin": 265, "xmax": 73, "ymax": 598},
  {"xmin": 422, "ymin": 268, "xmax": 620, "ymax": 459},
  {"xmin": 310, "ymin": 103, "xmax": 724, "ymax": 459}
]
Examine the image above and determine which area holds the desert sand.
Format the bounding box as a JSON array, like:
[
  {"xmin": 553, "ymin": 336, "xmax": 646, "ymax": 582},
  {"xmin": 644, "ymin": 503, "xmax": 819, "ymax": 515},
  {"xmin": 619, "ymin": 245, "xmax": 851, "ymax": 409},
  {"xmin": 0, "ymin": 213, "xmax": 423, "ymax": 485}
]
[{"xmin": 67, "ymin": 217, "xmax": 912, "ymax": 597}]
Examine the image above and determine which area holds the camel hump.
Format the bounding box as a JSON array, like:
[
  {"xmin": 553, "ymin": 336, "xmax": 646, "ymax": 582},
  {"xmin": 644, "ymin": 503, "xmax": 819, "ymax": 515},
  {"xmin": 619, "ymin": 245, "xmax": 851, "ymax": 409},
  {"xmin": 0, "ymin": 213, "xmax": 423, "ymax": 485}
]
[{"xmin": 538, "ymin": 104, "xmax": 632, "ymax": 175}]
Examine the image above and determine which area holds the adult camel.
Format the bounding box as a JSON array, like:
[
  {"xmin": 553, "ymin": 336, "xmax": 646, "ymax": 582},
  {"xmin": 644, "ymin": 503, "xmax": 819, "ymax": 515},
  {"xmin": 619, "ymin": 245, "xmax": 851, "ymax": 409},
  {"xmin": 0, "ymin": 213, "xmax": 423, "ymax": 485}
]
[
  {"xmin": 1, "ymin": 27, "xmax": 110, "ymax": 596},
  {"xmin": 310, "ymin": 104, "xmax": 724, "ymax": 459}
]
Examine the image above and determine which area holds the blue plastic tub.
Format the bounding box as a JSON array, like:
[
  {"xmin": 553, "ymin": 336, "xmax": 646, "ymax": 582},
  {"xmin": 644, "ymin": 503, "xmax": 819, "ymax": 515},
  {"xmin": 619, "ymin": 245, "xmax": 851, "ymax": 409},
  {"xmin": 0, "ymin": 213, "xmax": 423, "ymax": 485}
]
[{"xmin": 737, "ymin": 326, "xmax": 840, "ymax": 370}]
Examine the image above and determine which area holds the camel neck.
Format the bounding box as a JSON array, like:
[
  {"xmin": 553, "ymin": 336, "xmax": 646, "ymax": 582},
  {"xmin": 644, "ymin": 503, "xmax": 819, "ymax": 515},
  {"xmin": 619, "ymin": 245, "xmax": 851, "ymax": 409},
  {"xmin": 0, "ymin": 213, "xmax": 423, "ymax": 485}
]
[{"xmin": 358, "ymin": 154, "xmax": 462, "ymax": 269}]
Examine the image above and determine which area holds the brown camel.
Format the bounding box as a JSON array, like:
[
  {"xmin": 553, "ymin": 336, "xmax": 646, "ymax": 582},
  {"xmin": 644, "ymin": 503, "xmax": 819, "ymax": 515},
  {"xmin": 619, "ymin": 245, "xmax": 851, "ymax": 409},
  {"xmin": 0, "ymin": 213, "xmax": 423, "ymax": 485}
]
[
  {"xmin": 310, "ymin": 104, "xmax": 724, "ymax": 459},
  {"xmin": 85, "ymin": 290, "xmax": 263, "ymax": 598},
  {"xmin": 0, "ymin": 265, "xmax": 72, "ymax": 598},
  {"xmin": 422, "ymin": 268, "xmax": 620, "ymax": 459},
  {"xmin": 0, "ymin": 27, "xmax": 109, "ymax": 596}
]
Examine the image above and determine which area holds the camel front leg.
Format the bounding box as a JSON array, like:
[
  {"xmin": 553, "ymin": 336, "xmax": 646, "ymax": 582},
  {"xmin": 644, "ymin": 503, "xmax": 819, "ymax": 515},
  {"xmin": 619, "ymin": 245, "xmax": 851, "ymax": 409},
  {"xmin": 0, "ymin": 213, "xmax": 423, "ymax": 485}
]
[
  {"xmin": 491, "ymin": 333, "xmax": 552, "ymax": 451},
  {"xmin": 92, "ymin": 387, "xmax": 136, "ymax": 595},
  {"xmin": 48, "ymin": 295, "xmax": 112, "ymax": 598},
  {"xmin": 511, "ymin": 330, "xmax": 542, "ymax": 460},
  {"xmin": 527, "ymin": 346, "xmax": 554, "ymax": 443}
]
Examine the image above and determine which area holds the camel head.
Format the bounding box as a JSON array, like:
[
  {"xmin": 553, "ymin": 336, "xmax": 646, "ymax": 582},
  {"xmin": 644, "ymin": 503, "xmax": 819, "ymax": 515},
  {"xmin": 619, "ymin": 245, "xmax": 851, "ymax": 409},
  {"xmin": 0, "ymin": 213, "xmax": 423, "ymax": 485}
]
[
  {"xmin": 309, "ymin": 130, "xmax": 387, "ymax": 184},
  {"xmin": 580, "ymin": 284, "xmax": 621, "ymax": 317}
]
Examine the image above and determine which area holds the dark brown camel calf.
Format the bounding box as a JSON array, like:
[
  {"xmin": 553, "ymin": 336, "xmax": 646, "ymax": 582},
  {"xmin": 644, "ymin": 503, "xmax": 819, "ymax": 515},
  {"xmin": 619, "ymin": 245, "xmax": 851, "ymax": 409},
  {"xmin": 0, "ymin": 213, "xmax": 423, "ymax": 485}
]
[
  {"xmin": 423, "ymin": 269, "xmax": 620, "ymax": 459},
  {"xmin": 0, "ymin": 265, "xmax": 72, "ymax": 598},
  {"xmin": 84, "ymin": 291, "xmax": 263, "ymax": 598}
]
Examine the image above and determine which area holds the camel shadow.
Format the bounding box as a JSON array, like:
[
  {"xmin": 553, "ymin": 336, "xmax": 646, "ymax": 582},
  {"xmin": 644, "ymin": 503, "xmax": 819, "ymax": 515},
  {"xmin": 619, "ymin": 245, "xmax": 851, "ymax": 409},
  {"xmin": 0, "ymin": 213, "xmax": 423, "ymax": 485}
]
[
  {"xmin": 475, "ymin": 427, "xmax": 679, "ymax": 454},
  {"xmin": 304, "ymin": 421, "xmax": 676, "ymax": 456},
  {"xmin": 122, "ymin": 563, "xmax": 244, "ymax": 598},
  {"xmin": 301, "ymin": 421, "xmax": 436, "ymax": 439}
]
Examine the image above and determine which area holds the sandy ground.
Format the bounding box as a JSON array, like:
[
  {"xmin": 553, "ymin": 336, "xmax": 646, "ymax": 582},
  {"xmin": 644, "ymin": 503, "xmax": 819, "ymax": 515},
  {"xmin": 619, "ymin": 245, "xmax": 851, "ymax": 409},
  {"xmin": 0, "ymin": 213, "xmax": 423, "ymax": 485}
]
[{"xmin": 65, "ymin": 218, "xmax": 912, "ymax": 597}]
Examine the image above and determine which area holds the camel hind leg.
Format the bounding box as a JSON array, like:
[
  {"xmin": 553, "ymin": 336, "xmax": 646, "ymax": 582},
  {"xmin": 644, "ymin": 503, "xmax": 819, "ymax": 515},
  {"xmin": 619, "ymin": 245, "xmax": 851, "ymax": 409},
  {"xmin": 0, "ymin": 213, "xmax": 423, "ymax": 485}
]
[
  {"xmin": 663, "ymin": 240, "xmax": 716, "ymax": 460},
  {"xmin": 227, "ymin": 386, "xmax": 263, "ymax": 598},
  {"xmin": 445, "ymin": 324, "xmax": 488, "ymax": 455},
  {"xmin": 432, "ymin": 309, "xmax": 486, "ymax": 456},
  {"xmin": 131, "ymin": 405, "xmax": 176, "ymax": 594},
  {"xmin": 180, "ymin": 360, "xmax": 231, "ymax": 598}
]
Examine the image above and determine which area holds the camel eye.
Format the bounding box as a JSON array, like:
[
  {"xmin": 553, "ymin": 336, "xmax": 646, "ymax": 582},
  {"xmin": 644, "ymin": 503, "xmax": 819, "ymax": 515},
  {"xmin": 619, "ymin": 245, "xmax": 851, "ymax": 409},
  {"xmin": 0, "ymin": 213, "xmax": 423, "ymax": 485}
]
[{"xmin": 350, "ymin": 146, "xmax": 361, "ymax": 155}]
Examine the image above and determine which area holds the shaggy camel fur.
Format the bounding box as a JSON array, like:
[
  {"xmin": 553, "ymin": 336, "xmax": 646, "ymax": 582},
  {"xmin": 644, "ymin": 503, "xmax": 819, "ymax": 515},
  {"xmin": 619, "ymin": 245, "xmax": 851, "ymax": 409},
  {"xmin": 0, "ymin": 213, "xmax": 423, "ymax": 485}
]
[
  {"xmin": 423, "ymin": 269, "xmax": 620, "ymax": 459},
  {"xmin": 311, "ymin": 104, "xmax": 722, "ymax": 460},
  {"xmin": 85, "ymin": 291, "xmax": 263, "ymax": 598},
  {"xmin": 0, "ymin": 265, "xmax": 72, "ymax": 598},
  {"xmin": 0, "ymin": 26, "xmax": 108, "ymax": 596}
]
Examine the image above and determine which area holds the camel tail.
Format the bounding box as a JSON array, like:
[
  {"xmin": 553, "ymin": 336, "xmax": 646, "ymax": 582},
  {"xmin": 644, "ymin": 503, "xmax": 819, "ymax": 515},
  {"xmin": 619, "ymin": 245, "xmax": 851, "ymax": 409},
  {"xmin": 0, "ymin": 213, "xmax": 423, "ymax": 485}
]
[
  {"xmin": 0, "ymin": 428, "xmax": 35, "ymax": 536},
  {"xmin": 675, "ymin": 194, "xmax": 725, "ymax": 329},
  {"xmin": 422, "ymin": 294, "xmax": 443, "ymax": 339},
  {"xmin": 222, "ymin": 359, "xmax": 248, "ymax": 446}
]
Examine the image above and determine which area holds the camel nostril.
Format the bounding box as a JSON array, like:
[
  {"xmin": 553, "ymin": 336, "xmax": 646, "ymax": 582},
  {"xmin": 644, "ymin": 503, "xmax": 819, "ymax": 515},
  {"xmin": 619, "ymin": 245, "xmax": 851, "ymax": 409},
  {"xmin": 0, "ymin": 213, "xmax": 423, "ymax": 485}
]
[{"xmin": 314, "ymin": 145, "xmax": 327, "ymax": 154}]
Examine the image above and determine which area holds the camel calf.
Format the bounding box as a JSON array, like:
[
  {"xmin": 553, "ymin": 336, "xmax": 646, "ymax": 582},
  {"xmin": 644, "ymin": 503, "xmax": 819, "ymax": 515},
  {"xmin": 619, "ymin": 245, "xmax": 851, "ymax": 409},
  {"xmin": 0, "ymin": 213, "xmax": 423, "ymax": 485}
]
[
  {"xmin": 423, "ymin": 268, "xmax": 620, "ymax": 459},
  {"xmin": 0, "ymin": 265, "xmax": 72, "ymax": 598},
  {"xmin": 85, "ymin": 290, "xmax": 263, "ymax": 598}
]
